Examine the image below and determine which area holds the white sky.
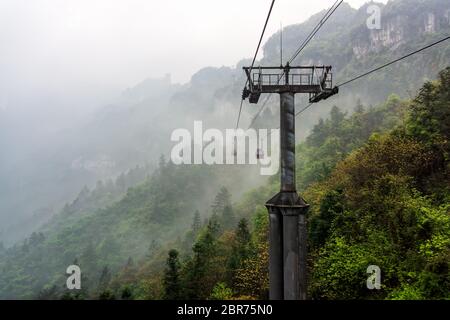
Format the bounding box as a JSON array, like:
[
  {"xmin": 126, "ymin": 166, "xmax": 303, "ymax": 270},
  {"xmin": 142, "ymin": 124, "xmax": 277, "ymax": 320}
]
[{"xmin": 0, "ymin": 0, "xmax": 388, "ymax": 107}]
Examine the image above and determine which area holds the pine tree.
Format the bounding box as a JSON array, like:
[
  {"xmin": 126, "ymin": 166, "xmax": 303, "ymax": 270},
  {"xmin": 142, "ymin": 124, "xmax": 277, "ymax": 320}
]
[
  {"xmin": 236, "ymin": 218, "xmax": 251, "ymax": 245},
  {"xmin": 307, "ymin": 117, "xmax": 328, "ymax": 147},
  {"xmin": 126, "ymin": 257, "xmax": 134, "ymax": 268},
  {"xmin": 192, "ymin": 210, "xmax": 202, "ymax": 235},
  {"xmin": 120, "ymin": 286, "xmax": 133, "ymax": 300},
  {"xmin": 116, "ymin": 173, "xmax": 126, "ymax": 192},
  {"xmin": 184, "ymin": 217, "xmax": 221, "ymax": 299},
  {"xmin": 309, "ymin": 189, "xmax": 344, "ymax": 248},
  {"xmin": 329, "ymin": 105, "xmax": 346, "ymax": 135},
  {"xmin": 146, "ymin": 239, "xmax": 160, "ymax": 258},
  {"xmin": 79, "ymin": 185, "xmax": 90, "ymax": 199},
  {"xmin": 211, "ymin": 187, "xmax": 231, "ymax": 215},
  {"xmin": 158, "ymin": 154, "xmax": 166, "ymax": 173},
  {"xmin": 163, "ymin": 249, "xmax": 181, "ymax": 299},
  {"xmin": 80, "ymin": 244, "xmax": 97, "ymax": 276},
  {"xmin": 207, "ymin": 214, "xmax": 221, "ymax": 238},
  {"xmin": 221, "ymin": 205, "xmax": 235, "ymax": 230},
  {"xmin": 228, "ymin": 218, "xmax": 251, "ymax": 286},
  {"xmin": 97, "ymin": 266, "xmax": 111, "ymax": 291}
]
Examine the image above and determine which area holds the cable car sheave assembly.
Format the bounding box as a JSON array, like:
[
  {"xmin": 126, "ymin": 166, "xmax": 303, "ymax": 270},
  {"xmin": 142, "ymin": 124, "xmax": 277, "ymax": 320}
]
[{"xmin": 242, "ymin": 65, "xmax": 338, "ymax": 104}]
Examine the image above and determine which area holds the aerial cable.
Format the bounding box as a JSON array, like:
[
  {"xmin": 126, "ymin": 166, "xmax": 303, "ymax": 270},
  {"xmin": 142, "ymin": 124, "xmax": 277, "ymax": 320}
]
[
  {"xmin": 235, "ymin": 0, "xmax": 276, "ymax": 129},
  {"xmin": 295, "ymin": 35, "xmax": 450, "ymax": 119},
  {"xmin": 336, "ymin": 36, "xmax": 450, "ymax": 88},
  {"xmin": 247, "ymin": 0, "xmax": 343, "ymax": 129}
]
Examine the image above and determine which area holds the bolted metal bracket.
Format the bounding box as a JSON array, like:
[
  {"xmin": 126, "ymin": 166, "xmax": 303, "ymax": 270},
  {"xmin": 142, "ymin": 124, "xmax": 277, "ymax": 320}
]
[{"xmin": 265, "ymin": 191, "xmax": 309, "ymax": 213}]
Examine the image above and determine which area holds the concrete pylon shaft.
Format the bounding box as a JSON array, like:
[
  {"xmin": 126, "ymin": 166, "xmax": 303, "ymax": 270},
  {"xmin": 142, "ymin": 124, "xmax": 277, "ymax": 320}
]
[
  {"xmin": 298, "ymin": 213, "xmax": 307, "ymax": 300},
  {"xmin": 266, "ymin": 91, "xmax": 309, "ymax": 300},
  {"xmin": 280, "ymin": 92, "xmax": 301, "ymax": 300},
  {"xmin": 280, "ymin": 92, "xmax": 296, "ymax": 192},
  {"xmin": 268, "ymin": 207, "xmax": 283, "ymax": 300}
]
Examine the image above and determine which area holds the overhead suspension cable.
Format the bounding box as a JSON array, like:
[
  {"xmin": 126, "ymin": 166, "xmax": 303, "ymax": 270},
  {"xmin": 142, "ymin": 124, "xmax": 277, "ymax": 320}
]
[
  {"xmin": 247, "ymin": 0, "xmax": 343, "ymax": 129},
  {"xmin": 336, "ymin": 35, "xmax": 450, "ymax": 88},
  {"xmin": 294, "ymin": 35, "xmax": 450, "ymax": 119},
  {"xmin": 235, "ymin": 0, "xmax": 275, "ymax": 129},
  {"xmin": 289, "ymin": 0, "xmax": 343, "ymax": 64}
]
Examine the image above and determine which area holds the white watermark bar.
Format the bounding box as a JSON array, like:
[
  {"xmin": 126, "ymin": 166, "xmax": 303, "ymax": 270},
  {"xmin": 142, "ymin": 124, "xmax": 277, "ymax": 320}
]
[{"xmin": 170, "ymin": 121, "xmax": 280, "ymax": 176}]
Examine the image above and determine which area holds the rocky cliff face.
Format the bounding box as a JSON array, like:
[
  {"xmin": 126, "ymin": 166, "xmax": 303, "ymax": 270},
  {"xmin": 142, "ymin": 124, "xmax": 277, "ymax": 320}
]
[
  {"xmin": 262, "ymin": 0, "xmax": 450, "ymax": 64},
  {"xmin": 353, "ymin": 15, "xmax": 406, "ymax": 58},
  {"xmin": 352, "ymin": 1, "xmax": 450, "ymax": 59},
  {"xmin": 260, "ymin": 0, "xmax": 450, "ymax": 106}
]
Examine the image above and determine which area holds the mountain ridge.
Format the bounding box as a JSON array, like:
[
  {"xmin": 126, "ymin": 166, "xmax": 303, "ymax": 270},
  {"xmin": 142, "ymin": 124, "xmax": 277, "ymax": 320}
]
[{"xmin": 1, "ymin": 0, "xmax": 450, "ymax": 246}]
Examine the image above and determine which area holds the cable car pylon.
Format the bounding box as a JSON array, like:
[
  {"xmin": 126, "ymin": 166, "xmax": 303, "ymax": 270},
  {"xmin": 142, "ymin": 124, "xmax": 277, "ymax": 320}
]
[{"xmin": 242, "ymin": 62, "xmax": 338, "ymax": 300}]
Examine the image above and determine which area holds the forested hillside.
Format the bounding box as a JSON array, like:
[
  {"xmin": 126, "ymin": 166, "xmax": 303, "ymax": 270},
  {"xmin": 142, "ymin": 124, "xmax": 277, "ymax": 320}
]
[
  {"xmin": 146, "ymin": 67, "xmax": 449, "ymax": 300},
  {"xmin": 1, "ymin": 0, "xmax": 449, "ymax": 300},
  {"xmin": 0, "ymin": 159, "xmax": 266, "ymax": 299},
  {"xmin": 3, "ymin": 67, "xmax": 445, "ymax": 300},
  {"xmin": 2, "ymin": 0, "xmax": 450, "ymax": 245}
]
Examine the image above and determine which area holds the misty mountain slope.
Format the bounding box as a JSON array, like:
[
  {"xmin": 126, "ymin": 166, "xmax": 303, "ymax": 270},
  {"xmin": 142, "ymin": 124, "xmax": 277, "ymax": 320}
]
[
  {"xmin": 37, "ymin": 67, "xmax": 449, "ymax": 300},
  {"xmin": 2, "ymin": 0, "xmax": 450, "ymax": 246},
  {"xmin": 0, "ymin": 161, "xmax": 213, "ymax": 299},
  {"xmin": 1, "ymin": 66, "xmax": 449, "ymax": 299},
  {"xmin": 109, "ymin": 68, "xmax": 449, "ymax": 301},
  {"xmin": 0, "ymin": 67, "xmax": 241, "ymax": 244},
  {"xmin": 0, "ymin": 155, "xmax": 267, "ymax": 298}
]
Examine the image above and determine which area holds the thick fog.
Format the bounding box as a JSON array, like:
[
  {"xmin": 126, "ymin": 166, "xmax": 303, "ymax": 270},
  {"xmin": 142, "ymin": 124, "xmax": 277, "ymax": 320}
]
[
  {"xmin": 0, "ymin": 1, "xmax": 382, "ymax": 87},
  {"xmin": 0, "ymin": 0, "xmax": 387, "ymax": 244}
]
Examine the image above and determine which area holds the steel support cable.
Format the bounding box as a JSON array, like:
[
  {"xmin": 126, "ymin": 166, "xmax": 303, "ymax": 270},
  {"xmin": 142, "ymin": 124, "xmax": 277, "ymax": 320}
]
[
  {"xmin": 335, "ymin": 35, "xmax": 450, "ymax": 88},
  {"xmin": 289, "ymin": 0, "xmax": 342, "ymax": 64},
  {"xmin": 294, "ymin": 35, "xmax": 450, "ymax": 119},
  {"xmin": 247, "ymin": 0, "xmax": 343, "ymax": 129},
  {"xmin": 235, "ymin": 0, "xmax": 276, "ymax": 129}
]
